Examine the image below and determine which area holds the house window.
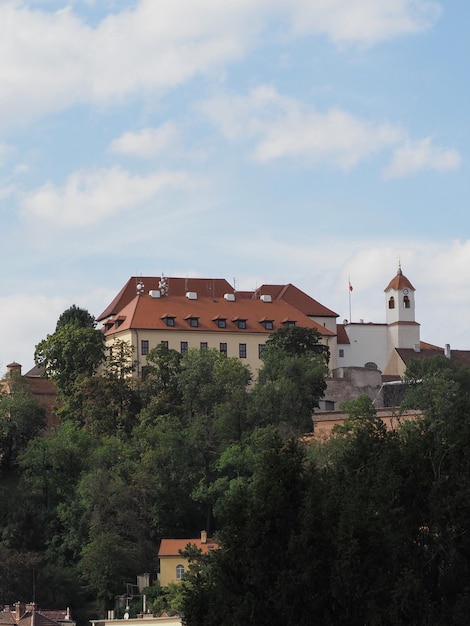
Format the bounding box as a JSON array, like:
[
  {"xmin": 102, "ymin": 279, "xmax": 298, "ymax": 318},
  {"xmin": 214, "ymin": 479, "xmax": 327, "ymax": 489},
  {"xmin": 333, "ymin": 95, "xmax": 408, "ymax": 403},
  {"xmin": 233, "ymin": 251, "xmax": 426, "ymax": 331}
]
[
  {"xmin": 161, "ymin": 340, "xmax": 169, "ymax": 349},
  {"xmin": 220, "ymin": 342, "xmax": 227, "ymax": 356},
  {"xmin": 262, "ymin": 320, "xmax": 274, "ymax": 330},
  {"xmin": 239, "ymin": 343, "xmax": 247, "ymax": 358},
  {"xmin": 258, "ymin": 344, "xmax": 265, "ymax": 358},
  {"xmin": 388, "ymin": 296, "xmax": 395, "ymax": 309},
  {"xmin": 324, "ymin": 400, "xmax": 335, "ymax": 411},
  {"xmin": 180, "ymin": 341, "xmax": 188, "ymax": 355},
  {"xmin": 339, "ymin": 349, "xmax": 344, "ymax": 358},
  {"xmin": 216, "ymin": 318, "xmax": 227, "ymax": 328},
  {"xmin": 283, "ymin": 320, "xmax": 296, "ymax": 328},
  {"xmin": 141, "ymin": 340, "xmax": 149, "ymax": 355},
  {"xmin": 187, "ymin": 317, "xmax": 199, "ymax": 327},
  {"xmin": 200, "ymin": 342, "xmax": 208, "ymax": 350},
  {"xmin": 176, "ymin": 564, "xmax": 185, "ymax": 580},
  {"xmin": 234, "ymin": 319, "xmax": 247, "ymax": 329},
  {"xmin": 163, "ymin": 316, "xmax": 175, "ymax": 326},
  {"xmin": 403, "ymin": 295, "xmax": 410, "ymax": 309}
]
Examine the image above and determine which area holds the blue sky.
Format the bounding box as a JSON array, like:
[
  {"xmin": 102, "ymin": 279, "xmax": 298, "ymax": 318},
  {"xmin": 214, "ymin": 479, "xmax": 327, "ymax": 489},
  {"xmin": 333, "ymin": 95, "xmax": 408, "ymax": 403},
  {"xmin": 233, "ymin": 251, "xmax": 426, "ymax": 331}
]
[{"xmin": 0, "ymin": 0, "xmax": 469, "ymax": 373}]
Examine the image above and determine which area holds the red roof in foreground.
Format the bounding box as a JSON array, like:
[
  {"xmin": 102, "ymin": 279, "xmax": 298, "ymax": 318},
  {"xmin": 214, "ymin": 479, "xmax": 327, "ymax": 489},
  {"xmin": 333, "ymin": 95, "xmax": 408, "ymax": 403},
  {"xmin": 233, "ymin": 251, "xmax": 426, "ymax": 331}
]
[{"xmin": 158, "ymin": 537, "xmax": 219, "ymax": 557}]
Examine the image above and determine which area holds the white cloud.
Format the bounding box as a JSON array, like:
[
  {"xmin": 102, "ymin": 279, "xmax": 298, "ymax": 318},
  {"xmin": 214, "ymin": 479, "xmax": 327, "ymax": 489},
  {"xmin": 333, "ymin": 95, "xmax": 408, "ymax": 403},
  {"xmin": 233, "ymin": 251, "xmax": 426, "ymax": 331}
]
[
  {"xmin": 203, "ymin": 86, "xmax": 404, "ymax": 169},
  {"xmin": 203, "ymin": 86, "xmax": 459, "ymax": 175},
  {"xmin": 21, "ymin": 166, "xmax": 202, "ymax": 227},
  {"xmin": 383, "ymin": 137, "xmax": 461, "ymax": 179},
  {"xmin": 0, "ymin": 293, "xmax": 67, "ymax": 376},
  {"xmin": 0, "ymin": 1, "xmax": 441, "ymax": 127},
  {"xmin": 109, "ymin": 122, "xmax": 180, "ymax": 158},
  {"xmin": 288, "ymin": 0, "xmax": 441, "ymax": 45}
]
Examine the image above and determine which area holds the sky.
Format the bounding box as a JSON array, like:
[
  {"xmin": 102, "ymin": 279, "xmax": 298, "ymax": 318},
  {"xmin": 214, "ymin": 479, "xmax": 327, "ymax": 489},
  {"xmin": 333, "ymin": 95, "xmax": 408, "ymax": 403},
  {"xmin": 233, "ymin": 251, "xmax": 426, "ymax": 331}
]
[{"xmin": 0, "ymin": 0, "xmax": 469, "ymax": 375}]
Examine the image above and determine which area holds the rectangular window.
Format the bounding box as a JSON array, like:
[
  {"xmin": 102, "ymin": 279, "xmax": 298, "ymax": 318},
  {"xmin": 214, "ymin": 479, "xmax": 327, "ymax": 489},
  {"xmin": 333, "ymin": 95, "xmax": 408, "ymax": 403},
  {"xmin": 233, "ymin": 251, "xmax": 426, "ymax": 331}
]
[
  {"xmin": 188, "ymin": 318, "xmax": 199, "ymax": 327},
  {"xmin": 237, "ymin": 320, "xmax": 247, "ymax": 329},
  {"xmin": 263, "ymin": 320, "xmax": 274, "ymax": 330},
  {"xmin": 200, "ymin": 342, "xmax": 208, "ymax": 350},
  {"xmin": 180, "ymin": 341, "xmax": 188, "ymax": 355},
  {"xmin": 239, "ymin": 343, "xmax": 247, "ymax": 358},
  {"xmin": 165, "ymin": 317, "xmax": 175, "ymax": 326},
  {"xmin": 258, "ymin": 344, "xmax": 265, "ymax": 358},
  {"xmin": 339, "ymin": 349, "xmax": 344, "ymax": 358},
  {"xmin": 161, "ymin": 340, "xmax": 169, "ymax": 349},
  {"xmin": 220, "ymin": 342, "xmax": 227, "ymax": 356},
  {"xmin": 216, "ymin": 318, "xmax": 227, "ymax": 328},
  {"xmin": 141, "ymin": 340, "xmax": 149, "ymax": 355}
]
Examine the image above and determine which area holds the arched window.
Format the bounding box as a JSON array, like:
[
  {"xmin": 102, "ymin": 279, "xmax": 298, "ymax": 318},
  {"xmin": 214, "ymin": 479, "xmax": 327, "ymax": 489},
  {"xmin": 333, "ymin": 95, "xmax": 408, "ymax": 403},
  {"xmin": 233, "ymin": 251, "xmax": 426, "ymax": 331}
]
[
  {"xmin": 388, "ymin": 296, "xmax": 395, "ymax": 309},
  {"xmin": 403, "ymin": 295, "xmax": 410, "ymax": 309},
  {"xmin": 176, "ymin": 564, "xmax": 185, "ymax": 580}
]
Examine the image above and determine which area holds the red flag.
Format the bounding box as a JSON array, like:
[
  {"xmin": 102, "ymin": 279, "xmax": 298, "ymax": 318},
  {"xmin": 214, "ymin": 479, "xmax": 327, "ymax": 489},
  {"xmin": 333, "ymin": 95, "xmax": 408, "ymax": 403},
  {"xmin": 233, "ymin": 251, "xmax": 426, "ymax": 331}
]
[{"xmin": 349, "ymin": 280, "xmax": 353, "ymax": 292}]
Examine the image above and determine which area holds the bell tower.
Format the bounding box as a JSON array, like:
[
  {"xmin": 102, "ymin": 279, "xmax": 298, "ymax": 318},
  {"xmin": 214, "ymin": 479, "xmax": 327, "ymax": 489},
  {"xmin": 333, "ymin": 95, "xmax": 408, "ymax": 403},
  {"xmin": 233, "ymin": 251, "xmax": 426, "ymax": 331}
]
[{"xmin": 384, "ymin": 262, "xmax": 420, "ymax": 349}]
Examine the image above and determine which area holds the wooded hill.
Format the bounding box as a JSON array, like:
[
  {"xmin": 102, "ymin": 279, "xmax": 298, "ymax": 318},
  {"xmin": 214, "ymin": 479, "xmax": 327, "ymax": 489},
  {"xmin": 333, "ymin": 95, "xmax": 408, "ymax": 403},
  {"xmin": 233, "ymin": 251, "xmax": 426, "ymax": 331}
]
[{"xmin": 1, "ymin": 306, "xmax": 470, "ymax": 625}]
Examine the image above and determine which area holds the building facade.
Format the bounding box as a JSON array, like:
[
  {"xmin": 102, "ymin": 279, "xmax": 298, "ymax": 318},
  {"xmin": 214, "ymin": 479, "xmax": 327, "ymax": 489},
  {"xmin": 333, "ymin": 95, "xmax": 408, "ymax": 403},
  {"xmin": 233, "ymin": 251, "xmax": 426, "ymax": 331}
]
[{"xmin": 97, "ymin": 276, "xmax": 338, "ymax": 377}]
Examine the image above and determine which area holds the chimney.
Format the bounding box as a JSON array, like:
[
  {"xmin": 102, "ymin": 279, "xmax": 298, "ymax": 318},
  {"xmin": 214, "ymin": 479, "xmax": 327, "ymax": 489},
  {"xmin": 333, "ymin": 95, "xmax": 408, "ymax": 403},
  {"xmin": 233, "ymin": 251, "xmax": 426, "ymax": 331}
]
[
  {"xmin": 200, "ymin": 530, "xmax": 207, "ymax": 544},
  {"xmin": 25, "ymin": 604, "xmax": 37, "ymax": 613},
  {"xmin": 15, "ymin": 603, "xmax": 25, "ymax": 621},
  {"xmin": 445, "ymin": 344, "xmax": 451, "ymax": 359}
]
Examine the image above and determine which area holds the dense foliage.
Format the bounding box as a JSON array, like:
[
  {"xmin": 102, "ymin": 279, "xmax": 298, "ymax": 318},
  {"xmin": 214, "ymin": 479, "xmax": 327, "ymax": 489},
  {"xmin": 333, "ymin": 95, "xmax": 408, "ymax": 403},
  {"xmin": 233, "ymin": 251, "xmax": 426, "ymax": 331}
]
[{"xmin": 2, "ymin": 313, "xmax": 470, "ymax": 625}]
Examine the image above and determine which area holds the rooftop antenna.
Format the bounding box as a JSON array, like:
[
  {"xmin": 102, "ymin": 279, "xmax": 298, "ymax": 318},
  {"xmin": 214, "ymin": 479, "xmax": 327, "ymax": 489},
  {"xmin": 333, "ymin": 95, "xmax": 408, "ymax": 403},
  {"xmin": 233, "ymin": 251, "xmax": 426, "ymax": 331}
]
[
  {"xmin": 158, "ymin": 273, "xmax": 168, "ymax": 297},
  {"xmin": 136, "ymin": 276, "xmax": 145, "ymax": 296},
  {"xmin": 233, "ymin": 277, "xmax": 236, "ymax": 293}
]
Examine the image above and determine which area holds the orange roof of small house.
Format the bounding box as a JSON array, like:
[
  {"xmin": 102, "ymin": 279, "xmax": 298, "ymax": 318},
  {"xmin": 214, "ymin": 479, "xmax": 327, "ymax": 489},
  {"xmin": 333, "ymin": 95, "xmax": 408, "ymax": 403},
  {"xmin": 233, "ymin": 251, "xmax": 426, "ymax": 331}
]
[
  {"xmin": 158, "ymin": 537, "xmax": 219, "ymax": 557},
  {"xmin": 101, "ymin": 291, "xmax": 336, "ymax": 338}
]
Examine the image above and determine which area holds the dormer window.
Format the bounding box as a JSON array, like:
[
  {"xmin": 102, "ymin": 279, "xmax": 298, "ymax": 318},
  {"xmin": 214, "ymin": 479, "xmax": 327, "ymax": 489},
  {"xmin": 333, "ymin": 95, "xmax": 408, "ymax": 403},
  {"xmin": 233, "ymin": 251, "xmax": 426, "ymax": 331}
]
[
  {"xmin": 259, "ymin": 318, "xmax": 274, "ymax": 330},
  {"xmin": 236, "ymin": 319, "xmax": 246, "ymax": 329},
  {"xmin": 282, "ymin": 319, "xmax": 296, "ymax": 328},
  {"xmin": 388, "ymin": 296, "xmax": 395, "ymax": 309},
  {"xmin": 185, "ymin": 316, "xmax": 199, "ymax": 327},
  {"xmin": 161, "ymin": 315, "xmax": 176, "ymax": 327},
  {"xmin": 212, "ymin": 316, "xmax": 227, "ymax": 328}
]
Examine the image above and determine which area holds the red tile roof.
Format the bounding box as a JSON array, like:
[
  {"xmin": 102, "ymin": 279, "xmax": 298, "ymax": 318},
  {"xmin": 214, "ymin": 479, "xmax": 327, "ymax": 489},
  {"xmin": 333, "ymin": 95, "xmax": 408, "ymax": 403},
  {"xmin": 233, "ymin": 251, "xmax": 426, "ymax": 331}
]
[
  {"xmin": 98, "ymin": 277, "xmax": 234, "ymax": 321},
  {"xmin": 158, "ymin": 537, "xmax": 219, "ymax": 557},
  {"xmin": 384, "ymin": 271, "xmax": 415, "ymax": 292},
  {"xmin": 336, "ymin": 324, "xmax": 350, "ymax": 345},
  {"xmin": 254, "ymin": 283, "xmax": 338, "ymax": 317},
  {"xmin": 102, "ymin": 291, "xmax": 335, "ymax": 338}
]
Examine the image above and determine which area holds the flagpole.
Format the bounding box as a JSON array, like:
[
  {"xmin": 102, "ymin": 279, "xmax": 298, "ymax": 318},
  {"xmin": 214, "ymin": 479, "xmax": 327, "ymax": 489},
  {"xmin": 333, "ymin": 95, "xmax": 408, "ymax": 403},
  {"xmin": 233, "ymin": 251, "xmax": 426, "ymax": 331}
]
[{"xmin": 348, "ymin": 277, "xmax": 352, "ymax": 323}]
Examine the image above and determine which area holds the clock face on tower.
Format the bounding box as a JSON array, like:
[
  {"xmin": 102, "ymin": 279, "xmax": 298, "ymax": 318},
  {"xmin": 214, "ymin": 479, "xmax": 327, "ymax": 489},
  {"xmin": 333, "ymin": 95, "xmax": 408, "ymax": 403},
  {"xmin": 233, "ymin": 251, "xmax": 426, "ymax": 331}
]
[{"xmin": 403, "ymin": 288, "xmax": 409, "ymax": 295}]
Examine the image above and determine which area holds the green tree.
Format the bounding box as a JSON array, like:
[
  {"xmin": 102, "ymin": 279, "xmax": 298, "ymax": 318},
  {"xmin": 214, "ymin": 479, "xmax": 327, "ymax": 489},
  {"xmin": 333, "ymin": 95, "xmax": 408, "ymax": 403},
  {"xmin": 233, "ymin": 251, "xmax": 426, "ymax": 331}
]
[
  {"xmin": 180, "ymin": 432, "xmax": 308, "ymax": 625},
  {"xmin": 56, "ymin": 304, "xmax": 96, "ymax": 330},
  {"xmin": 178, "ymin": 348, "xmax": 251, "ymax": 532},
  {"xmin": 34, "ymin": 306, "xmax": 105, "ymax": 397},
  {"xmin": 0, "ymin": 373, "xmax": 45, "ymax": 472},
  {"xmin": 250, "ymin": 327, "xmax": 328, "ymax": 435}
]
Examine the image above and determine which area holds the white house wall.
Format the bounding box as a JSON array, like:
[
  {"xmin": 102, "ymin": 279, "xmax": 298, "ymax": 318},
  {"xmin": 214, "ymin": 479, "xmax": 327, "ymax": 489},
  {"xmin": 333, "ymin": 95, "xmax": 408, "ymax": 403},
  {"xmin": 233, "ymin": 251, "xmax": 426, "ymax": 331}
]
[{"xmin": 339, "ymin": 323, "xmax": 390, "ymax": 372}]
